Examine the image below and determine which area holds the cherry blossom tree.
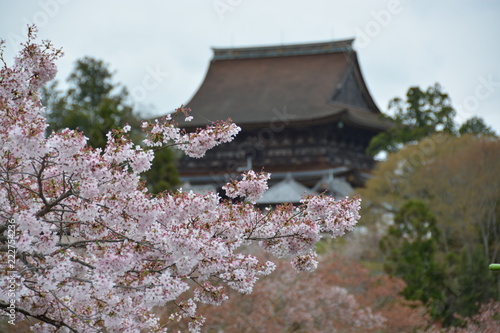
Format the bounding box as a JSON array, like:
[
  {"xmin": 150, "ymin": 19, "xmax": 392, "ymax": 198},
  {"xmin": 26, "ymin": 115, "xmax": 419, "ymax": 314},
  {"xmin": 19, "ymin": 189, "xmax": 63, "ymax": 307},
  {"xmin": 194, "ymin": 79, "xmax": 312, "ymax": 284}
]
[
  {"xmin": 0, "ymin": 27, "xmax": 361, "ymax": 332},
  {"xmin": 192, "ymin": 251, "xmax": 430, "ymax": 332}
]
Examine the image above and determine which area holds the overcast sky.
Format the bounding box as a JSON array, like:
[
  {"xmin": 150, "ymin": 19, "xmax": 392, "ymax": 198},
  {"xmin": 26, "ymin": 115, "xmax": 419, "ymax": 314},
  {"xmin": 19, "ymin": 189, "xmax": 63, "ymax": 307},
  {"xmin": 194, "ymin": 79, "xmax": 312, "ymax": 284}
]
[{"xmin": 1, "ymin": 0, "xmax": 499, "ymax": 133}]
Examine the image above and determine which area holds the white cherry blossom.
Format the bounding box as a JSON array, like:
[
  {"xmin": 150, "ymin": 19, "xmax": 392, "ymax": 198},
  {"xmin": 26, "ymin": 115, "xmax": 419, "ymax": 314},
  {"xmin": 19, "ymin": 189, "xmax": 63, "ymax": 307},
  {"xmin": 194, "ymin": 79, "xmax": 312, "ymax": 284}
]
[{"xmin": 0, "ymin": 27, "xmax": 361, "ymax": 332}]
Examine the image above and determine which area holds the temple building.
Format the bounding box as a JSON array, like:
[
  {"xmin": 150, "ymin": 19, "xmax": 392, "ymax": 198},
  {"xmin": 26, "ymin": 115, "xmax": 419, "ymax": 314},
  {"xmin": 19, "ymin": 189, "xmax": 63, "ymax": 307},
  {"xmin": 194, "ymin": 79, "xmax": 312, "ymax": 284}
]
[{"xmin": 175, "ymin": 39, "xmax": 391, "ymax": 203}]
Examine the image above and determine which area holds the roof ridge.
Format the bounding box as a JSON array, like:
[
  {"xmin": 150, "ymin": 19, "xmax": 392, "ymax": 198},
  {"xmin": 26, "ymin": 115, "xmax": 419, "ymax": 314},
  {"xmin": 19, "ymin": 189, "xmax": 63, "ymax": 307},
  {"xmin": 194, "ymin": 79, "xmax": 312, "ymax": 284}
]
[{"xmin": 212, "ymin": 39, "xmax": 354, "ymax": 60}]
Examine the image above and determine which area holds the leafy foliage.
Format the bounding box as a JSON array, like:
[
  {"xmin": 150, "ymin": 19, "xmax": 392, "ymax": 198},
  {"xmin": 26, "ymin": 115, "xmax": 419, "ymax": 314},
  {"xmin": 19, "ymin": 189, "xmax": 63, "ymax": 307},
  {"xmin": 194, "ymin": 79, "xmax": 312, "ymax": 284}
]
[
  {"xmin": 42, "ymin": 56, "xmax": 179, "ymax": 192},
  {"xmin": 380, "ymin": 200, "xmax": 446, "ymax": 319},
  {"xmin": 360, "ymin": 134, "xmax": 500, "ymax": 326},
  {"xmin": 44, "ymin": 57, "xmax": 139, "ymax": 149},
  {"xmin": 436, "ymin": 300, "xmax": 500, "ymax": 333},
  {"xmin": 143, "ymin": 148, "xmax": 180, "ymax": 194},
  {"xmin": 367, "ymin": 83, "xmax": 496, "ymax": 156},
  {"xmin": 458, "ymin": 116, "xmax": 497, "ymax": 136},
  {"xmin": 367, "ymin": 83, "xmax": 456, "ymax": 155}
]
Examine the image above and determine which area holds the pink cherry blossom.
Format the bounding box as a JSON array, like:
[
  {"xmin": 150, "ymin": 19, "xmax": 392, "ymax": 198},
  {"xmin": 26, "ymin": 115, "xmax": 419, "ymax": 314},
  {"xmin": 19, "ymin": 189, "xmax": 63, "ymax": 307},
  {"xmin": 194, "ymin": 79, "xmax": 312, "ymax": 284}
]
[
  {"xmin": 223, "ymin": 170, "xmax": 270, "ymax": 203},
  {"xmin": 0, "ymin": 27, "xmax": 362, "ymax": 332}
]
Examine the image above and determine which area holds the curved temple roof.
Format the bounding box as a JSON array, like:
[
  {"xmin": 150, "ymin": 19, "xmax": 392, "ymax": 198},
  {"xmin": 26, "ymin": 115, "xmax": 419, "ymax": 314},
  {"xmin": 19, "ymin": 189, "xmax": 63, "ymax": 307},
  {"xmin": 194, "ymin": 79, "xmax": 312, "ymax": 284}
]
[{"xmin": 179, "ymin": 39, "xmax": 390, "ymax": 131}]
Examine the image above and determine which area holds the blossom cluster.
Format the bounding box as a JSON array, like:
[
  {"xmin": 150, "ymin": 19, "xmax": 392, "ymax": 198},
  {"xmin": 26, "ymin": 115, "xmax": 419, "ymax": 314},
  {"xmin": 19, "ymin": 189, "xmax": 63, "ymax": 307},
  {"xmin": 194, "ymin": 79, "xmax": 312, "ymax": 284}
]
[
  {"xmin": 0, "ymin": 28, "xmax": 361, "ymax": 333},
  {"xmin": 142, "ymin": 113, "xmax": 240, "ymax": 158},
  {"xmin": 222, "ymin": 170, "xmax": 270, "ymax": 203}
]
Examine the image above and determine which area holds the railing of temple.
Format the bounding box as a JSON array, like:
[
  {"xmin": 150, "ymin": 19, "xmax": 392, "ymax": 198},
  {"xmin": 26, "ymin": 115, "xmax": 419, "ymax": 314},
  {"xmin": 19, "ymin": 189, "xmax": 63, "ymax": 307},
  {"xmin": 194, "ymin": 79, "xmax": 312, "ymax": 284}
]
[{"xmin": 179, "ymin": 143, "xmax": 375, "ymax": 174}]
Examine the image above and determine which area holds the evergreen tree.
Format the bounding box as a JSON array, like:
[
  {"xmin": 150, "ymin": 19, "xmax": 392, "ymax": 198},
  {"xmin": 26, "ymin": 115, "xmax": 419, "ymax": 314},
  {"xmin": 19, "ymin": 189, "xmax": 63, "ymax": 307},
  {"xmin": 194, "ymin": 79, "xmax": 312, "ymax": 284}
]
[
  {"xmin": 362, "ymin": 135, "xmax": 500, "ymax": 326},
  {"xmin": 380, "ymin": 200, "xmax": 447, "ymax": 320},
  {"xmin": 44, "ymin": 57, "xmax": 139, "ymax": 148},
  {"xmin": 43, "ymin": 56, "xmax": 179, "ymax": 192},
  {"xmin": 367, "ymin": 83, "xmax": 456, "ymax": 156},
  {"xmin": 458, "ymin": 116, "xmax": 497, "ymax": 136},
  {"xmin": 367, "ymin": 83, "xmax": 497, "ymax": 156}
]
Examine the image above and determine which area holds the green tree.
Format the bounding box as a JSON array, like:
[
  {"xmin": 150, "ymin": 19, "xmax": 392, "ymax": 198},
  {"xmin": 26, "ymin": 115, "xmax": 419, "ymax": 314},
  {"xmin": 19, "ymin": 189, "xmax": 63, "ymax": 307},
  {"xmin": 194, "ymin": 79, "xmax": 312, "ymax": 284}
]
[
  {"xmin": 360, "ymin": 134, "xmax": 500, "ymax": 326},
  {"xmin": 450, "ymin": 248, "xmax": 499, "ymax": 324},
  {"xmin": 367, "ymin": 83, "xmax": 456, "ymax": 156},
  {"xmin": 143, "ymin": 148, "xmax": 180, "ymax": 194},
  {"xmin": 458, "ymin": 116, "xmax": 497, "ymax": 136},
  {"xmin": 43, "ymin": 56, "xmax": 179, "ymax": 192},
  {"xmin": 380, "ymin": 200, "xmax": 446, "ymax": 320},
  {"xmin": 367, "ymin": 83, "xmax": 497, "ymax": 156},
  {"xmin": 44, "ymin": 57, "xmax": 140, "ymax": 148}
]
